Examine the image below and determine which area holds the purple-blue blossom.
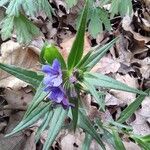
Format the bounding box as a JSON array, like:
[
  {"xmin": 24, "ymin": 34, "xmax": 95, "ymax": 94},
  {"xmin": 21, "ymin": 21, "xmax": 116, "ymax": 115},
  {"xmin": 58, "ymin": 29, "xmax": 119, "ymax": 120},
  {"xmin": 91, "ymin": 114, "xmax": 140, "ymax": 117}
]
[
  {"xmin": 42, "ymin": 59, "xmax": 62, "ymax": 87},
  {"xmin": 42, "ymin": 59, "xmax": 71, "ymax": 109}
]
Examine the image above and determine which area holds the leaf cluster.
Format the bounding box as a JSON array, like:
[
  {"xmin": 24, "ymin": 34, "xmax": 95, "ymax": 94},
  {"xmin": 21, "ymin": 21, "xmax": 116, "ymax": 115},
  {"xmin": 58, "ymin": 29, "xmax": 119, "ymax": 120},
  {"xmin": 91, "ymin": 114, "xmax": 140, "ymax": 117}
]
[{"xmin": 0, "ymin": 0, "xmax": 53, "ymax": 43}]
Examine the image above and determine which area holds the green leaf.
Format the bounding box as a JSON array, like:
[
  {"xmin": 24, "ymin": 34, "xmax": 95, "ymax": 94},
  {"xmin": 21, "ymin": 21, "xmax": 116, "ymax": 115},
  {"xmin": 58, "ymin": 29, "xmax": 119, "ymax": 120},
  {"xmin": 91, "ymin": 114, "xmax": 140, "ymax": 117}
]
[
  {"xmin": 35, "ymin": 110, "xmax": 53, "ymax": 143},
  {"xmin": 43, "ymin": 107, "xmax": 68, "ymax": 150},
  {"xmin": 131, "ymin": 136, "xmax": 150, "ymax": 150},
  {"xmin": 110, "ymin": 0, "xmax": 120, "ymax": 18},
  {"xmin": 83, "ymin": 79, "xmax": 105, "ymax": 111},
  {"xmin": 78, "ymin": 38, "xmax": 118, "ymax": 70},
  {"xmin": 78, "ymin": 110, "xmax": 106, "ymax": 150},
  {"xmin": 1, "ymin": 16, "xmax": 14, "ymax": 40},
  {"xmin": 67, "ymin": 0, "xmax": 89, "ymax": 71},
  {"xmin": 88, "ymin": 8, "xmax": 103, "ymax": 38},
  {"xmin": 41, "ymin": 44, "xmax": 66, "ymax": 69},
  {"xmin": 6, "ymin": 102, "xmax": 50, "ymax": 137},
  {"xmin": 119, "ymin": 0, "xmax": 132, "ymax": 16},
  {"xmin": 140, "ymin": 135, "xmax": 150, "ymax": 143},
  {"xmin": 112, "ymin": 130, "xmax": 126, "ymax": 150},
  {"xmin": 0, "ymin": 0, "xmax": 9, "ymax": 6},
  {"xmin": 14, "ymin": 14, "xmax": 40, "ymax": 44},
  {"xmin": 110, "ymin": 121, "xmax": 132, "ymax": 131},
  {"xmin": 5, "ymin": 0, "xmax": 53, "ymax": 18},
  {"xmin": 117, "ymin": 89, "xmax": 150, "ymax": 123},
  {"xmin": 76, "ymin": 49, "xmax": 93, "ymax": 69},
  {"xmin": 6, "ymin": 0, "xmax": 24, "ymax": 16},
  {"xmin": 70, "ymin": 97, "xmax": 79, "ymax": 132},
  {"xmin": 36, "ymin": 0, "xmax": 53, "ymax": 18},
  {"xmin": 40, "ymin": 43, "xmax": 48, "ymax": 64},
  {"xmin": 101, "ymin": 129, "xmax": 116, "ymax": 149},
  {"xmin": 0, "ymin": 63, "xmax": 43, "ymax": 88},
  {"xmin": 82, "ymin": 133, "xmax": 93, "ymax": 150},
  {"xmin": 84, "ymin": 72, "xmax": 146, "ymax": 95},
  {"xmin": 22, "ymin": 0, "xmax": 38, "ymax": 17},
  {"xmin": 24, "ymin": 82, "xmax": 47, "ymax": 118},
  {"xmin": 98, "ymin": 8, "xmax": 111, "ymax": 31},
  {"xmin": 66, "ymin": 0, "xmax": 77, "ymax": 8}
]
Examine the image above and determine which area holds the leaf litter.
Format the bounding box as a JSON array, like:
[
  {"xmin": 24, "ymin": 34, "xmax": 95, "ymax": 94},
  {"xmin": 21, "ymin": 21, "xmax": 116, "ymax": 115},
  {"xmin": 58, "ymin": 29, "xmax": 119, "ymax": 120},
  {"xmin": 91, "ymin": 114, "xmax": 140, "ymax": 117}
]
[{"xmin": 0, "ymin": 0, "xmax": 150, "ymax": 149}]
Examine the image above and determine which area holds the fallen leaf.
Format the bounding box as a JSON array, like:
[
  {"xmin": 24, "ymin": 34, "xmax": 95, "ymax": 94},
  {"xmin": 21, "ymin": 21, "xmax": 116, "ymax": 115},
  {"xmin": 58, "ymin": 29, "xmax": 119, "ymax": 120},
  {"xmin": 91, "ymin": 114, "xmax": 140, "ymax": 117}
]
[
  {"xmin": 110, "ymin": 74, "xmax": 138, "ymax": 104},
  {"xmin": 93, "ymin": 54, "xmax": 120, "ymax": 74},
  {"xmin": 0, "ymin": 40, "xmax": 40, "ymax": 89},
  {"xmin": 23, "ymin": 132, "xmax": 36, "ymax": 150},
  {"xmin": 60, "ymin": 131, "xmax": 84, "ymax": 150},
  {"xmin": 123, "ymin": 141, "xmax": 141, "ymax": 150},
  {"xmin": 130, "ymin": 112, "xmax": 150, "ymax": 136}
]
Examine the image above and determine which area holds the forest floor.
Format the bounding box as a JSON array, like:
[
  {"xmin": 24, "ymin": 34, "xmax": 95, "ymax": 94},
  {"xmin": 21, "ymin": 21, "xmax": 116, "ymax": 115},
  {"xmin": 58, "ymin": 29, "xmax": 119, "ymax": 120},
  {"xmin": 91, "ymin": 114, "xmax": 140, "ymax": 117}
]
[{"xmin": 0, "ymin": 0, "xmax": 149, "ymax": 150}]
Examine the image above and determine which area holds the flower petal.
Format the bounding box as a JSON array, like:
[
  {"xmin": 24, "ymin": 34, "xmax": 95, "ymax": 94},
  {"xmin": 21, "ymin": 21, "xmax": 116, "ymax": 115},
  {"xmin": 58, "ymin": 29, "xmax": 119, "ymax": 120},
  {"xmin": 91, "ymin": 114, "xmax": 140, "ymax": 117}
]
[
  {"xmin": 42, "ymin": 65, "xmax": 51, "ymax": 73},
  {"xmin": 52, "ymin": 59, "xmax": 61, "ymax": 73},
  {"xmin": 43, "ymin": 75, "xmax": 56, "ymax": 85},
  {"xmin": 52, "ymin": 75, "xmax": 62, "ymax": 87},
  {"xmin": 48, "ymin": 87, "xmax": 64, "ymax": 103}
]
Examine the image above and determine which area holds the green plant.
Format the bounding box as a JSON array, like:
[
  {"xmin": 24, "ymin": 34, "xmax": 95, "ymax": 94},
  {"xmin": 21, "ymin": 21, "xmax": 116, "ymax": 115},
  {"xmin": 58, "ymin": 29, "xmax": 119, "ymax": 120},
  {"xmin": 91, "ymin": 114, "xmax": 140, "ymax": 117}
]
[
  {"xmin": 0, "ymin": 0, "xmax": 53, "ymax": 43},
  {"xmin": 0, "ymin": 1, "xmax": 149, "ymax": 150},
  {"xmin": 0, "ymin": 0, "xmax": 133, "ymax": 44}
]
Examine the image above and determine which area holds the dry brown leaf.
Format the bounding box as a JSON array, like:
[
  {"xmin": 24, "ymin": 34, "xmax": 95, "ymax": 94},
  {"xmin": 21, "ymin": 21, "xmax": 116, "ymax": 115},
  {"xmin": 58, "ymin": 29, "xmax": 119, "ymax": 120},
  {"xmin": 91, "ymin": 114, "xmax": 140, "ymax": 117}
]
[
  {"xmin": 139, "ymin": 58, "xmax": 150, "ymax": 79},
  {"xmin": 122, "ymin": 16, "xmax": 150, "ymax": 43},
  {"xmin": 123, "ymin": 141, "xmax": 141, "ymax": 150},
  {"xmin": 61, "ymin": 132, "xmax": 84, "ymax": 150},
  {"xmin": 0, "ymin": 134, "xmax": 25, "ymax": 150},
  {"xmin": 0, "ymin": 40, "xmax": 40, "ymax": 89},
  {"xmin": 110, "ymin": 74, "xmax": 138, "ymax": 104},
  {"xmin": 92, "ymin": 54, "xmax": 120, "ymax": 74},
  {"xmin": 138, "ymin": 97, "xmax": 150, "ymax": 121},
  {"xmin": 23, "ymin": 132, "xmax": 36, "ymax": 150},
  {"xmin": 130, "ymin": 112, "xmax": 150, "ymax": 135},
  {"xmin": 105, "ymin": 93, "xmax": 123, "ymax": 106},
  {"xmin": 2, "ymin": 87, "xmax": 33, "ymax": 110}
]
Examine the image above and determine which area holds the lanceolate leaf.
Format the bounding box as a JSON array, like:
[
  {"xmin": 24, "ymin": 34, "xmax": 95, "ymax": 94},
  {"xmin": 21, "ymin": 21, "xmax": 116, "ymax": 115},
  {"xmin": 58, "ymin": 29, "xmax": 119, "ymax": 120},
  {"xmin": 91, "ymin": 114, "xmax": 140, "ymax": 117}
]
[
  {"xmin": 112, "ymin": 130, "xmax": 126, "ymax": 150},
  {"xmin": 35, "ymin": 110, "xmax": 53, "ymax": 143},
  {"xmin": 6, "ymin": 102, "xmax": 51, "ymax": 137},
  {"xmin": 83, "ymin": 72, "xmax": 146, "ymax": 95},
  {"xmin": 78, "ymin": 110, "xmax": 106, "ymax": 150},
  {"xmin": 43, "ymin": 107, "xmax": 68, "ymax": 150},
  {"xmin": 24, "ymin": 82, "xmax": 47, "ymax": 118},
  {"xmin": 67, "ymin": 0, "xmax": 89, "ymax": 71},
  {"xmin": 0, "ymin": 63, "xmax": 43, "ymax": 88},
  {"xmin": 82, "ymin": 133, "xmax": 93, "ymax": 150},
  {"xmin": 70, "ymin": 96, "xmax": 79, "ymax": 132},
  {"xmin": 78, "ymin": 38, "xmax": 118, "ymax": 70},
  {"xmin": 140, "ymin": 135, "xmax": 150, "ymax": 143},
  {"xmin": 117, "ymin": 89, "xmax": 150, "ymax": 123},
  {"xmin": 131, "ymin": 136, "xmax": 150, "ymax": 150},
  {"xmin": 110, "ymin": 121, "xmax": 132, "ymax": 131},
  {"xmin": 83, "ymin": 79, "xmax": 105, "ymax": 111}
]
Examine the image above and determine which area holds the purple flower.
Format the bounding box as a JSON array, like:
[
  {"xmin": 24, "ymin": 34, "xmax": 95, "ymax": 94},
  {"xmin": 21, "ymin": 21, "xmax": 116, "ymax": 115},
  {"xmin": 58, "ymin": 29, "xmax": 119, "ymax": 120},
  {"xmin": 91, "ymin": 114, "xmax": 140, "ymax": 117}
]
[
  {"xmin": 42, "ymin": 59, "xmax": 62, "ymax": 87},
  {"xmin": 46, "ymin": 86, "xmax": 72, "ymax": 109},
  {"xmin": 42, "ymin": 59, "xmax": 72, "ymax": 109}
]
